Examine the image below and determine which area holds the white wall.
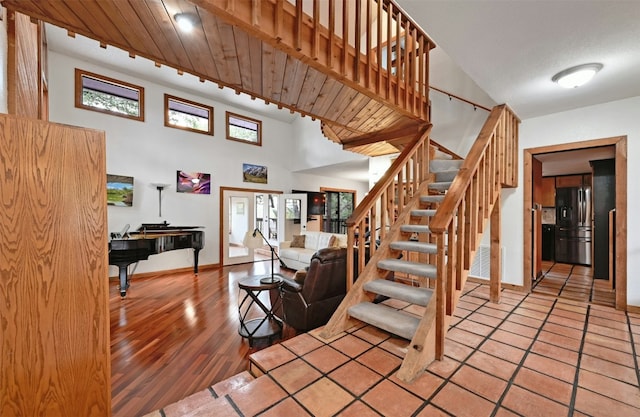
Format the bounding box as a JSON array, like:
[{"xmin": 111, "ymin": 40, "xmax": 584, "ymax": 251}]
[
  {"xmin": 290, "ymin": 116, "xmax": 367, "ymax": 171},
  {"xmin": 509, "ymin": 96, "xmax": 640, "ymax": 307},
  {"xmin": 48, "ymin": 51, "xmax": 369, "ymax": 276}
]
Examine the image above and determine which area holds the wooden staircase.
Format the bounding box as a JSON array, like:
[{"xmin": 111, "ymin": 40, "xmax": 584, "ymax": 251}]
[{"xmin": 320, "ymin": 104, "xmax": 520, "ymax": 382}]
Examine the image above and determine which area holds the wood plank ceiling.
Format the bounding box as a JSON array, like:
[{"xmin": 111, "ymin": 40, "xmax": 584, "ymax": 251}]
[{"xmin": 1, "ymin": 0, "xmax": 428, "ymax": 156}]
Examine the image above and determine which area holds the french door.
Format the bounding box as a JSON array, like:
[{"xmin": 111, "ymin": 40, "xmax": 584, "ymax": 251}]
[
  {"xmin": 278, "ymin": 194, "xmax": 307, "ymax": 242},
  {"xmin": 222, "ymin": 190, "xmax": 254, "ymax": 266}
]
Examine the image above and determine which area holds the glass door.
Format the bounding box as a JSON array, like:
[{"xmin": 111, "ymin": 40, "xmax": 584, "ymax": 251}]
[
  {"xmin": 222, "ymin": 190, "xmax": 254, "ymax": 265},
  {"xmin": 278, "ymin": 194, "xmax": 307, "ymax": 244}
]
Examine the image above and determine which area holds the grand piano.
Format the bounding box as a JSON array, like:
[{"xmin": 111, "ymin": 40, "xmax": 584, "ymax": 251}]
[{"xmin": 108, "ymin": 223, "xmax": 204, "ymax": 297}]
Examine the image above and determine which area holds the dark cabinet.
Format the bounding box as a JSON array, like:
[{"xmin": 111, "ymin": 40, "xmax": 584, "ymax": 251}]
[
  {"xmin": 542, "ymin": 224, "xmax": 555, "ymax": 261},
  {"xmin": 590, "ymin": 159, "xmax": 615, "ymax": 279}
]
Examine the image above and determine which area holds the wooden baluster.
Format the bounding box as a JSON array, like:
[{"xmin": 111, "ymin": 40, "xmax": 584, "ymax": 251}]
[
  {"xmin": 365, "ymin": 0, "xmax": 372, "ymax": 88},
  {"xmin": 311, "ymin": 0, "xmax": 319, "ymax": 60},
  {"xmin": 328, "ymin": 0, "xmax": 335, "ymax": 70},
  {"xmin": 435, "ymin": 233, "xmax": 446, "ymax": 359},
  {"xmin": 294, "ymin": 0, "xmax": 302, "ymax": 51},
  {"xmin": 354, "ymin": 0, "xmax": 361, "ymax": 82},
  {"xmin": 403, "ymin": 19, "xmax": 410, "ymax": 110},
  {"xmin": 376, "ymin": 0, "xmax": 383, "ymax": 94},
  {"xmin": 447, "ymin": 217, "xmax": 456, "ymax": 315},
  {"xmin": 386, "ymin": 1, "xmax": 392, "ymax": 100},
  {"xmin": 395, "ymin": 12, "xmax": 401, "ymax": 105},
  {"xmin": 274, "ymin": 0, "xmax": 283, "ymax": 40},
  {"xmin": 418, "ymin": 35, "xmax": 425, "ymax": 119},
  {"xmin": 342, "ymin": 0, "xmax": 349, "ymax": 76}
]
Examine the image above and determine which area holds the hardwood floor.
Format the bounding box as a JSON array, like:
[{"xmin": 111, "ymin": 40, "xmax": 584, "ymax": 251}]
[{"xmin": 110, "ymin": 261, "xmax": 293, "ymax": 417}]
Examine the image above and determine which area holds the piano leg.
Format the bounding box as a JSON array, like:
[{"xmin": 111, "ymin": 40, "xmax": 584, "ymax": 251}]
[
  {"xmin": 193, "ymin": 248, "xmax": 201, "ymax": 274},
  {"xmin": 118, "ymin": 265, "xmax": 130, "ymax": 298}
]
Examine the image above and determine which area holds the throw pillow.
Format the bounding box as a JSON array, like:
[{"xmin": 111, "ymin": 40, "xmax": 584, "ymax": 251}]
[
  {"xmin": 290, "ymin": 234, "xmax": 306, "ymax": 248},
  {"xmin": 328, "ymin": 235, "xmax": 337, "ymax": 247}
]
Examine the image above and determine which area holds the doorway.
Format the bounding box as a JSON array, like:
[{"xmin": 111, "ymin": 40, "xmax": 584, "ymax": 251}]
[
  {"xmin": 523, "ymin": 136, "xmax": 627, "ymax": 310},
  {"xmin": 220, "ymin": 187, "xmax": 282, "ymax": 266}
]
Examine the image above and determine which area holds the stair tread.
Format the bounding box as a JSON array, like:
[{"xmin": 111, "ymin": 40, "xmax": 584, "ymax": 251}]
[
  {"xmin": 411, "ymin": 209, "xmax": 436, "ymax": 217},
  {"xmin": 378, "ymin": 259, "xmax": 437, "ymax": 278},
  {"xmin": 430, "ymin": 159, "xmax": 464, "ymax": 172},
  {"xmin": 364, "ymin": 279, "xmax": 433, "ymax": 306},
  {"xmin": 390, "ymin": 240, "xmax": 437, "ymax": 253},
  {"xmin": 420, "ymin": 195, "xmax": 445, "ymax": 203},
  {"xmin": 428, "ymin": 181, "xmax": 453, "ymax": 190},
  {"xmin": 348, "ymin": 302, "xmax": 419, "ymax": 340},
  {"xmin": 400, "ymin": 224, "xmax": 431, "ymax": 233}
]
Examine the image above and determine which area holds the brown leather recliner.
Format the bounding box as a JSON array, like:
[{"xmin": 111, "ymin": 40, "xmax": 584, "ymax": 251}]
[{"xmin": 279, "ymin": 247, "xmax": 347, "ymax": 332}]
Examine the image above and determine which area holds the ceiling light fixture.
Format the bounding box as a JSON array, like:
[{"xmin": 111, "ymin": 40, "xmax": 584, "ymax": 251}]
[
  {"xmin": 552, "ymin": 63, "xmax": 603, "ymax": 89},
  {"xmin": 174, "ymin": 13, "xmax": 198, "ymax": 33}
]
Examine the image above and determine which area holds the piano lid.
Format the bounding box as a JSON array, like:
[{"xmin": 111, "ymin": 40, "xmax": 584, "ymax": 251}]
[{"xmin": 137, "ymin": 223, "xmax": 203, "ymax": 232}]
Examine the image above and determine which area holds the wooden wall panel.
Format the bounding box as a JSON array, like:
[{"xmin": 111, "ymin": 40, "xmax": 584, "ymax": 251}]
[
  {"xmin": 0, "ymin": 114, "xmax": 110, "ymax": 416},
  {"xmin": 6, "ymin": 11, "xmax": 41, "ymax": 119}
]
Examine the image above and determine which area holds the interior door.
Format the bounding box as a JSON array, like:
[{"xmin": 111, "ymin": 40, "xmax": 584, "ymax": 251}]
[
  {"xmin": 278, "ymin": 194, "xmax": 307, "ymax": 244},
  {"xmin": 222, "ymin": 190, "xmax": 255, "ymax": 265}
]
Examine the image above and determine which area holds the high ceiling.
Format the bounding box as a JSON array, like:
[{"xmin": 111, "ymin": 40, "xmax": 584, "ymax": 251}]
[{"xmin": 397, "ymin": 0, "xmax": 640, "ymax": 120}]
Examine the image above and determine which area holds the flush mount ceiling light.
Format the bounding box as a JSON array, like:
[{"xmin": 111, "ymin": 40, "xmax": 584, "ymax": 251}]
[
  {"xmin": 552, "ymin": 63, "xmax": 603, "ymax": 89},
  {"xmin": 174, "ymin": 12, "xmax": 198, "ymax": 33}
]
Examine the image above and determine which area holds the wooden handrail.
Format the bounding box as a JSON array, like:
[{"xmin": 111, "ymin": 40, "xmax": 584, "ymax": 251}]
[
  {"xmin": 344, "ymin": 123, "xmax": 432, "ymax": 287},
  {"xmin": 427, "ymin": 104, "xmax": 519, "ymax": 359}
]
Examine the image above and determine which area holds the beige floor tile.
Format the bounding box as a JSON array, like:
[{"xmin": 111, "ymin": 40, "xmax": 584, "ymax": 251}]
[
  {"xmin": 361, "ymin": 379, "xmax": 424, "ymax": 417},
  {"xmin": 303, "ymin": 345, "xmax": 350, "ymax": 374},
  {"xmin": 328, "ymin": 360, "xmax": 383, "ymax": 396},
  {"xmin": 294, "ymin": 378, "xmax": 355, "ymax": 417},
  {"xmin": 268, "ymin": 358, "xmax": 322, "ymax": 394}
]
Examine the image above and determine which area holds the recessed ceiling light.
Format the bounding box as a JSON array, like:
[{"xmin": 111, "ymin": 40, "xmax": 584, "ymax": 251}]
[
  {"xmin": 552, "ymin": 63, "xmax": 603, "ymax": 89},
  {"xmin": 174, "ymin": 13, "xmax": 198, "ymax": 33}
]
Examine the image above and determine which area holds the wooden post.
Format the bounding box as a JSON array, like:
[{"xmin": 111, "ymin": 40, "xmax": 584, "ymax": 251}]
[{"xmin": 490, "ymin": 192, "xmax": 502, "ymax": 303}]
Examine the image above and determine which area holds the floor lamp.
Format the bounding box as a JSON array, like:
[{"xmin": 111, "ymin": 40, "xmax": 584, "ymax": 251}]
[{"xmin": 243, "ymin": 228, "xmax": 286, "ymax": 284}]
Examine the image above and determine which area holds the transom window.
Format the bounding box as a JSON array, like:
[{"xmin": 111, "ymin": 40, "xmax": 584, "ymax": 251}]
[
  {"xmin": 164, "ymin": 94, "xmax": 213, "ymax": 135},
  {"xmin": 75, "ymin": 68, "xmax": 144, "ymax": 121},
  {"xmin": 226, "ymin": 112, "xmax": 262, "ymax": 146}
]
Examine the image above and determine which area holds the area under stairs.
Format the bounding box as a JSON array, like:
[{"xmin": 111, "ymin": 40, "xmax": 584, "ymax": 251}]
[{"xmin": 346, "ymin": 157, "xmax": 464, "ymax": 347}]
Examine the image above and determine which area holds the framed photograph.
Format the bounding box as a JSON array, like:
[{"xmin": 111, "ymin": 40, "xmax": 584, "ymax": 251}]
[
  {"xmin": 106, "ymin": 174, "xmax": 134, "ymax": 206},
  {"xmin": 176, "ymin": 171, "xmax": 211, "ymax": 194},
  {"xmin": 242, "ymin": 163, "xmax": 267, "ymax": 184}
]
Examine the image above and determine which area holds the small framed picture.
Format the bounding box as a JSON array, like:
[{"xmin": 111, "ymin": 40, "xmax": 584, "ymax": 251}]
[
  {"xmin": 177, "ymin": 171, "xmax": 211, "ymax": 194},
  {"xmin": 243, "ymin": 163, "xmax": 267, "ymax": 184},
  {"xmin": 107, "ymin": 174, "xmax": 134, "ymax": 206}
]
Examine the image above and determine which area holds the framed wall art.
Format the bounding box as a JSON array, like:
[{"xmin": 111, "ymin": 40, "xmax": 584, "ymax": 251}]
[
  {"xmin": 242, "ymin": 163, "xmax": 267, "ymax": 184},
  {"xmin": 106, "ymin": 174, "xmax": 134, "ymax": 206},
  {"xmin": 177, "ymin": 171, "xmax": 211, "ymax": 194}
]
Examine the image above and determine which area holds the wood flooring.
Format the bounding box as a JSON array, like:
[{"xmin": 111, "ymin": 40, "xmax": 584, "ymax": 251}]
[{"xmin": 110, "ymin": 261, "xmax": 293, "ymax": 417}]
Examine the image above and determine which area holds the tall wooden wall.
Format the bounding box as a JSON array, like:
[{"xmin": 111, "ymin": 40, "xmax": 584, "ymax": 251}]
[
  {"xmin": 6, "ymin": 10, "xmax": 46, "ymax": 119},
  {"xmin": 0, "ymin": 114, "xmax": 111, "ymax": 416}
]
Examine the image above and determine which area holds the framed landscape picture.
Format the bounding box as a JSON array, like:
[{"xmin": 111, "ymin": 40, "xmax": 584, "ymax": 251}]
[
  {"xmin": 177, "ymin": 171, "xmax": 211, "ymax": 194},
  {"xmin": 106, "ymin": 174, "xmax": 134, "ymax": 206},
  {"xmin": 242, "ymin": 163, "xmax": 267, "ymax": 184}
]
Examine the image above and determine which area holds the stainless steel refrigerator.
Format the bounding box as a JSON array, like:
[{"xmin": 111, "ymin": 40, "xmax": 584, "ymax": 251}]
[{"xmin": 555, "ymin": 186, "xmax": 592, "ymax": 265}]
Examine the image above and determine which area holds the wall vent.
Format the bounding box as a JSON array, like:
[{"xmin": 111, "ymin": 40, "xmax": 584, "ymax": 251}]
[{"xmin": 469, "ymin": 245, "xmax": 505, "ymax": 279}]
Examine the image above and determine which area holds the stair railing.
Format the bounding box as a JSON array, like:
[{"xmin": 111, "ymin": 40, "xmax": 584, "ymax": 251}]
[
  {"xmin": 428, "ymin": 104, "xmax": 520, "ymax": 359},
  {"xmin": 344, "ymin": 124, "xmax": 432, "ymax": 289},
  {"xmin": 193, "ymin": 0, "xmax": 435, "ymax": 121}
]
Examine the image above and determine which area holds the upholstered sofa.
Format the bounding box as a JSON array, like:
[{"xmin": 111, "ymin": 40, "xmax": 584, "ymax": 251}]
[{"xmin": 279, "ymin": 231, "xmax": 347, "ymax": 270}]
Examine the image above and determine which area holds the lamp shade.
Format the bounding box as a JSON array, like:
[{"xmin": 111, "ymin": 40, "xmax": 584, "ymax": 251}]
[{"xmin": 243, "ymin": 230, "xmax": 263, "ymax": 249}]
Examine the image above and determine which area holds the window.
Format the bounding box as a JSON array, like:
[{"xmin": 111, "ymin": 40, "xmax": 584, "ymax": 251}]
[
  {"xmin": 75, "ymin": 69, "xmax": 144, "ymax": 121},
  {"xmin": 226, "ymin": 111, "xmax": 262, "ymax": 146},
  {"xmin": 164, "ymin": 94, "xmax": 213, "ymax": 135}
]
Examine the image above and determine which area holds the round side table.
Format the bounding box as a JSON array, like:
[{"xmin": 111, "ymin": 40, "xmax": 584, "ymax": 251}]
[{"xmin": 237, "ymin": 275, "xmax": 283, "ymax": 347}]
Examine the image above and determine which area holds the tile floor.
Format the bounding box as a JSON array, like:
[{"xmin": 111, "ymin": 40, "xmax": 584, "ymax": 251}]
[{"xmin": 148, "ymin": 282, "xmax": 639, "ymax": 416}]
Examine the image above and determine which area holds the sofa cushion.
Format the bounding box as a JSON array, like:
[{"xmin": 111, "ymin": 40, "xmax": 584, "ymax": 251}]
[
  {"xmin": 316, "ymin": 232, "xmax": 333, "ymax": 249},
  {"xmin": 290, "ymin": 234, "xmax": 306, "ymax": 248},
  {"xmin": 304, "ymin": 232, "xmax": 320, "ymax": 250},
  {"xmin": 298, "ymin": 249, "xmax": 315, "ymax": 265},
  {"xmin": 280, "ymin": 247, "xmax": 315, "ymax": 262}
]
